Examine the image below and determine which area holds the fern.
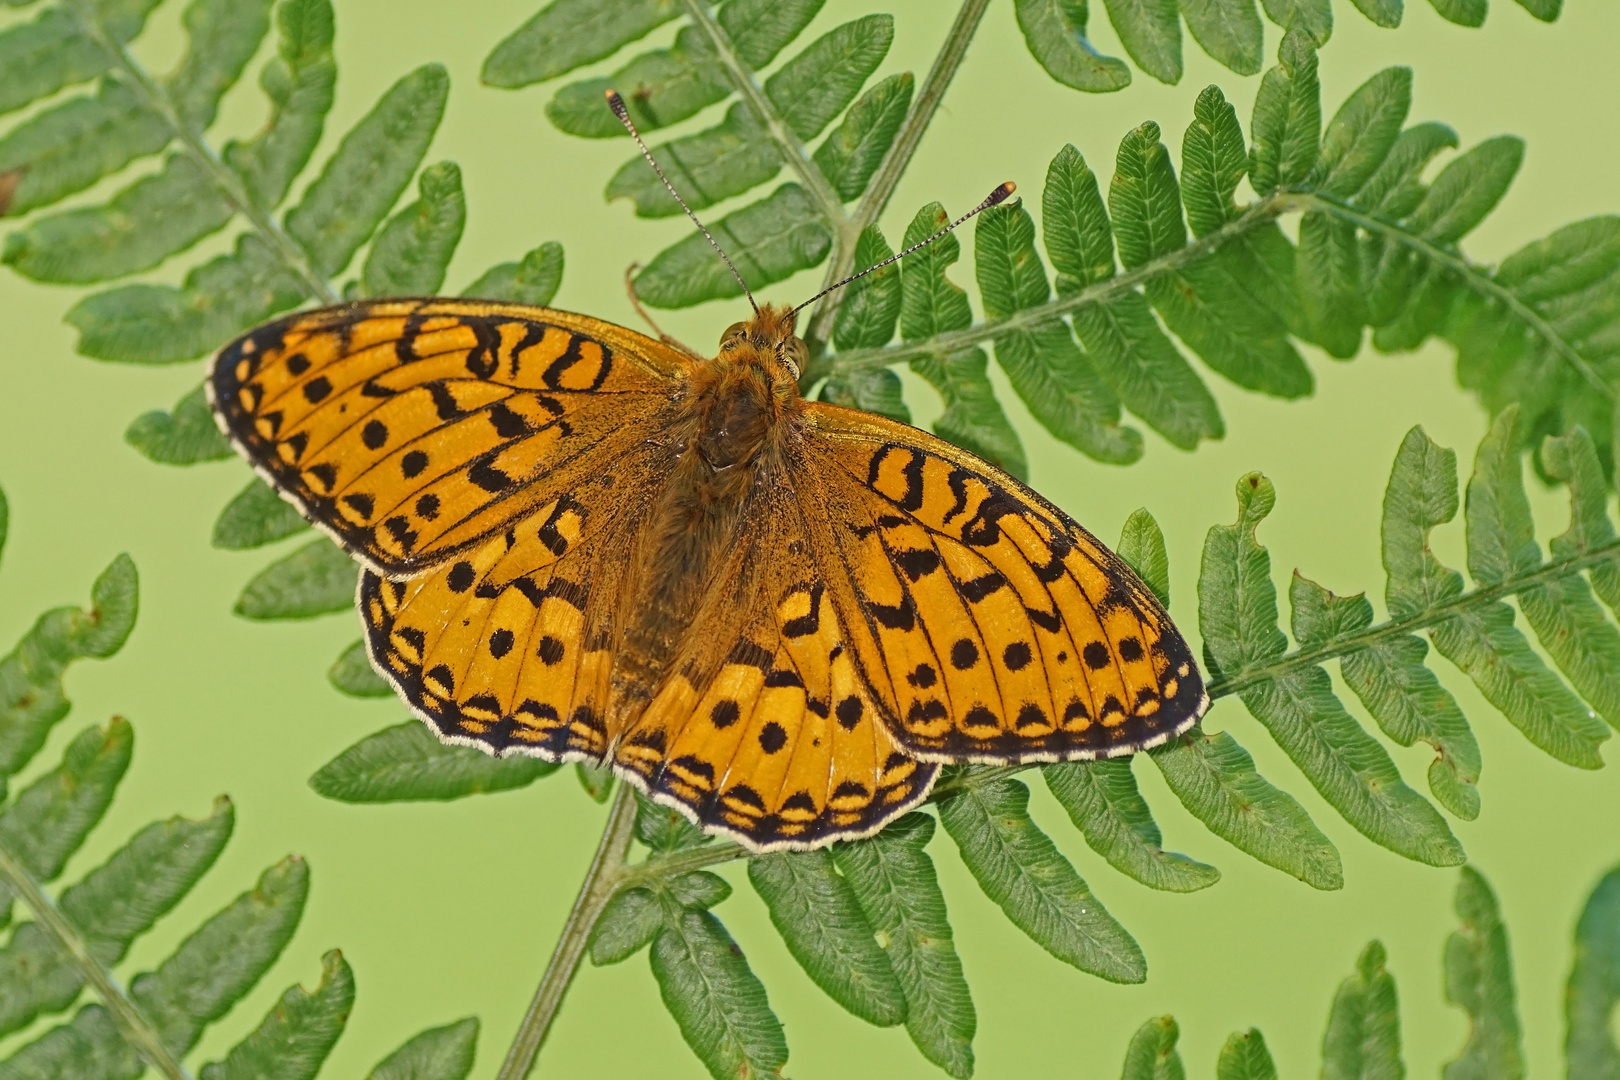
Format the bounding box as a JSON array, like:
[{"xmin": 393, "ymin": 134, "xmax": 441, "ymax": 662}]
[
  {"xmin": 0, "ymin": 484, "xmax": 480, "ymax": 1080},
  {"xmin": 1099, "ymin": 856, "xmax": 1603, "ymax": 1080},
  {"xmin": 292, "ymin": 411, "xmax": 1620, "ymax": 1080},
  {"xmin": 482, "ymin": 15, "xmax": 1613, "ymax": 486}
]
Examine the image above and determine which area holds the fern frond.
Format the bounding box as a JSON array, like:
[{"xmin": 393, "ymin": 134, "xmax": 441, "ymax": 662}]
[{"xmin": 0, "ymin": 488, "xmax": 481, "ymax": 1080}]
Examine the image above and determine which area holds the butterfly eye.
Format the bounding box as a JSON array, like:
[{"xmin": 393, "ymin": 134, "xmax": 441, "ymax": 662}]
[
  {"xmin": 720, "ymin": 322, "xmax": 749, "ymax": 348},
  {"xmin": 780, "ymin": 337, "xmax": 808, "ymax": 379}
]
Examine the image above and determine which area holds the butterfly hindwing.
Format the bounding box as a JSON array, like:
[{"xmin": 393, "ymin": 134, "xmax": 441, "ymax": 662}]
[
  {"xmin": 800, "ymin": 404, "xmax": 1209, "ymax": 763},
  {"xmin": 210, "ymin": 298, "xmax": 688, "ymax": 576},
  {"xmin": 359, "ymin": 447, "xmax": 663, "ymax": 759},
  {"xmin": 612, "ymin": 482, "xmax": 939, "ymax": 851}
]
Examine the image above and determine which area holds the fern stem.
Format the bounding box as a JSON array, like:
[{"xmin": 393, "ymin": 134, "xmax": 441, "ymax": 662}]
[
  {"xmin": 1300, "ymin": 192, "xmax": 1614, "ymax": 401},
  {"xmin": 0, "ymin": 834, "xmax": 194, "ymax": 1080},
  {"xmin": 804, "ymin": 0, "xmax": 993, "ymax": 357},
  {"xmin": 680, "ymin": 0, "xmax": 848, "ymax": 230},
  {"xmin": 808, "ymin": 191, "xmax": 1295, "ymax": 383},
  {"xmin": 1208, "ymin": 534, "xmax": 1620, "ymax": 699},
  {"xmin": 61, "ymin": 0, "xmax": 339, "ymax": 306},
  {"xmin": 496, "ymin": 781, "xmax": 639, "ymax": 1080}
]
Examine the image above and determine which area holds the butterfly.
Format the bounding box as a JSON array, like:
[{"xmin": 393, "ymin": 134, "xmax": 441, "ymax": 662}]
[{"xmin": 206, "ymin": 95, "xmax": 1207, "ymax": 853}]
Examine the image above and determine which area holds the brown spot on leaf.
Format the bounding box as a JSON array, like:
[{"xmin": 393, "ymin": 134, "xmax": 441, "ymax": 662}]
[{"xmin": 0, "ymin": 169, "xmax": 23, "ymax": 218}]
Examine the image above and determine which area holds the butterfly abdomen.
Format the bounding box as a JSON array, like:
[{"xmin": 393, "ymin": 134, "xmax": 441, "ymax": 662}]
[{"xmin": 607, "ymin": 352, "xmax": 801, "ymax": 731}]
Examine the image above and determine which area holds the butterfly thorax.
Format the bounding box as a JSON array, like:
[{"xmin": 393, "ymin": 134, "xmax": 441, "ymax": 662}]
[{"xmin": 608, "ymin": 305, "xmax": 807, "ymax": 727}]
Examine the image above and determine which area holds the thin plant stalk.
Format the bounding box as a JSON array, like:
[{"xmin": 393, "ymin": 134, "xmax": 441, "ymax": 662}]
[{"xmin": 496, "ymin": 781, "xmax": 640, "ymax": 1080}]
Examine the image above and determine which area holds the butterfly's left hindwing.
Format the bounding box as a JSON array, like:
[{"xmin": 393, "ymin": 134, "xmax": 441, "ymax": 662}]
[{"xmin": 209, "ymin": 299, "xmax": 688, "ymax": 576}]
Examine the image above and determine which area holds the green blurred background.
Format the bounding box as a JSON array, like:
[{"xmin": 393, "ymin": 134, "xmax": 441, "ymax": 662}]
[{"xmin": 1, "ymin": 1, "xmax": 1618, "ymax": 1076}]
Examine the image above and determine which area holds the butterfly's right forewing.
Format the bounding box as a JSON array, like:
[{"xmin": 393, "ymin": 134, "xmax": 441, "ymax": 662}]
[{"xmin": 210, "ymin": 298, "xmax": 689, "ymax": 577}]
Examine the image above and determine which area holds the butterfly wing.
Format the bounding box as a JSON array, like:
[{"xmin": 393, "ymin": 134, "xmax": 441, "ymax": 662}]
[
  {"xmin": 611, "ymin": 478, "xmax": 938, "ymax": 852},
  {"xmin": 360, "ymin": 435, "xmax": 666, "ymax": 760},
  {"xmin": 795, "ymin": 402, "xmax": 1208, "ymax": 763},
  {"xmin": 209, "ymin": 298, "xmax": 689, "ymax": 576}
]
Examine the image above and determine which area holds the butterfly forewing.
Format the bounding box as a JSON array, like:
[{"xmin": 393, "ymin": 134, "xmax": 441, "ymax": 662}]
[{"xmin": 209, "ymin": 299, "xmax": 688, "ymax": 576}]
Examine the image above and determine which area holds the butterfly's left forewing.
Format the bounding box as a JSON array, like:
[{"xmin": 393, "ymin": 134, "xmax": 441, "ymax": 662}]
[
  {"xmin": 210, "ymin": 298, "xmax": 688, "ymax": 576},
  {"xmin": 797, "ymin": 403, "xmax": 1209, "ymax": 764}
]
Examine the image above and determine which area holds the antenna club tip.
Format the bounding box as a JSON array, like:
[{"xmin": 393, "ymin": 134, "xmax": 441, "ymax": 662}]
[
  {"xmin": 991, "ymin": 181, "xmax": 1016, "ymax": 203},
  {"xmin": 604, "ymin": 89, "xmax": 628, "ymax": 117}
]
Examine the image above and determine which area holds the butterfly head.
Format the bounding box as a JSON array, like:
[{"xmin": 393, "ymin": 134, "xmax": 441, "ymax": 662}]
[{"xmin": 717, "ymin": 302, "xmax": 808, "ymax": 384}]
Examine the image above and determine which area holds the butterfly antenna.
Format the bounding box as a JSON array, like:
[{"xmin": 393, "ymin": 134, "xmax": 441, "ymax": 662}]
[
  {"xmin": 606, "ymin": 89, "xmax": 759, "ymax": 316},
  {"xmin": 790, "ymin": 181, "xmax": 1017, "ymax": 319}
]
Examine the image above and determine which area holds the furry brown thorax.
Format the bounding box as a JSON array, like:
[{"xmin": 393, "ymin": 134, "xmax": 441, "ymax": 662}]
[{"xmin": 609, "ymin": 303, "xmax": 808, "ymax": 722}]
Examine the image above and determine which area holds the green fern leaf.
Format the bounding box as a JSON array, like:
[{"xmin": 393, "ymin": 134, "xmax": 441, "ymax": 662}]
[
  {"xmin": 1472, "ymin": 412, "xmax": 1620, "ymax": 730},
  {"xmin": 482, "ymin": 0, "xmax": 682, "ymax": 88},
  {"xmin": 650, "ymin": 909, "xmax": 788, "ymax": 1080},
  {"xmin": 819, "ymin": 367, "xmax": 910, "ymax": 423},
  {"xmin": 285, "ymin": 63, "xmax": 449, "ymax": 277},
  {"xmin": 1566, "ymin": 865, "xmax": 1620, "ymax": 1080},
  {"xmin": 833, "ymin": 813, "xmax": 974, "ymax": 1079},
  {"xmin": 1117, "ymin": 507, "xmax": 1172, "ymax": 607},
  {"xmin": 1046, "ymin": 143, "xmax": 1221, "ymax": 450},
  {"xmin": 1321, "ymin": 941, "xmax": 1404, "ymax": 1080},
  {"xmin": 1043, "ymin": 760, "xmax": 1219, "ymax": 892},
  {"xmin": 0, "ymin": 81, "xmax": 167, "ymax": 217},
  {"xmin": 70, "ymin": 237, "xmax": 307, "ymax": 363},
  {"xmin": 213, "ymin": 479, "xmax": 309, "ymax": 550},
  {"xmin": 223, "ymin": 0, "xmax": 336, "ymax": 209},
  {"xmin": 128, "ymin": 856, "xmax": 309, "ymax": 1057},
  {"xmin": 768, "ymin": 15, "xmax": 892, "ymax": 142},
  {"xmin": 590, "ymin": 888, "xmax": 662, "ymax": 966},
  {"xmin": 1015, "ymin": 0, "xmax": 1130, "ymax": 93},
  {"xmin": 327, "ymin": 639, "xmax": 391, "ymax": 697},
  {"xmin": 900, "ymin": 202, "xmax": 1027, "ymax": 479},
  {"xmin": 462, "ymin": 241, "xmax": 563, "ymax": 306},
  {"xmin": 665, "ymin": 871, "xmax": 731, "ymax": 911},
  {"xmin": 1217, "ymin": 1028, "xmax": 1278, "ymax": 1080},
  {"xmin": 1349, "ymin": 0, "xmax": 1400, "ymax": 25},
  {"xmin": 1122, "ymin": 1015, "xmax": 1185, "ymax": 1080},
  {"xmin": 546, "ymin": 27, "xmax": 728, "ymax": 139},
  {"xmin": 1292, "ymin": 572, "xmax": 1481, "ymax": 820},
  {"xmin": 1315, "ymin": 66, "xmax": 1411, "ymax": 199},
  {"xmin": 1249, "ymin": 30, "xmax": 1319, "ymax": 195},
  {"xmin": 1383, "ymin": 423, "xmax": 1610, "ymax": 767},
  {"xmin": 1199, "ymin": 473, "xmax": 1463, "ymax": 865},
  {"xmin": 633, "ymin": 184, "xmax": 829, "ymax": 307},
  {"xmin": 634, "ymin": 792, "xmax": 706, "ymax": 852},
  {"xmin": 309, "ymin": 721, "xmax": 558, "ymax": 802},
  {"xmin": 812, "ymin": 72, "xmax": 912, "ymax": 202},
  {"xmin": 365, "ymin": 1018, "xmax": 479, "ymax": 1080},
  {"xmin": 1261, "ymin": 0, "xmax": 1331, "ymax": 41},
  {"xmin": 234, "ymin": 538, "xmax": 356, "ymax": 620},
  {"xmin": 1443, "ymin": 867, "xmax": 1525, "ymax": 1080},
  {"xmin": 0, "ymin": 552, "xmax": 137, "ymax": 779},
  {"xmin": 0, "ymin": 4, "xmax": 158, "ymax": 118},
  {"xmin": 1103, "ymin": 0, "xmax": 1182, "ymax": 85},
  {"xmin": 360, "ymin": 160, "xmax": 466, "ymax": 296},
  {"xmin": 125, "ymin": 384, "xmax": 231, "ymax": 463},
  {"xmin": 1149, "ymin": 726, "xmax": 1343, "ymax": 889},
  {"xmin": 199, "ymin": 950, "xmax": 353, "ymax": 1080},
  {"xmin": 1543, "ymin": 427, "xmax": 1620, "ymax": 612},
  {"xmin": 1180, "ymin": 0, "xmax": 1263, "ymax": 77},
  {"xmin": 0, "ymin": 722, "xmax": 132, "ymax": 917},
  {"xmin": 576, "ymin": 761, "xmax": 614, "ymax": 802},
  {"xmin": 163, "ymin": 0, "xmax": 275, "ymax": 131},
  {"xmin": 1181, "ymin": 86, "xmax": 1247, "ymax": 238},
  {"xmin": 0, "ymin": 799, "xmax": 234, "ymax": 1039},
  {"xmin": 939, "ymin": 774, "xmax": 1146, "ymax": 983},
  {"xmin": 976, "ymin": 200, "xmax": 1142, "ymax": 464},
  {"xmin": 748, "ymin": 850, "xmax": 906, "ymax": 1027},
  {"xmin": 607, "ymin": 104, "xmax": 780, "ymax": 218}
]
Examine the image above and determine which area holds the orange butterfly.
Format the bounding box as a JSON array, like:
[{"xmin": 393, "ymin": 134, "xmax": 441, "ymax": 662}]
[{"xmin": 207, "ymin": 96, "xmax": 1207, "ymax": 852}]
